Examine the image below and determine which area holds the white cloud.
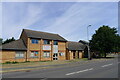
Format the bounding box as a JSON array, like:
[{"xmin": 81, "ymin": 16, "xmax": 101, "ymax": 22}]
[
  {"xmin": 2, "ymin": 3, "xmax": 44, "ymax": 39},
  {"xmin": 43, "ymin": 2, "xmax": 117, "ymax": 41},
  {"xmin": 2, "ymin": 2, "xmax": 117, "ymax": 41}
]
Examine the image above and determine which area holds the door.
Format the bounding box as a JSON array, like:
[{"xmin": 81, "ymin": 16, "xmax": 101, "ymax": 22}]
[
  {"xmin": 53, "ymin": 53, "xmax": 58, "ymax": 60},
  {"xmin": 73, "ymin": 51, "xmax": 76, "ymax": 59},
  {"xmin": 77, "ymin": 51, "xmax": 79, "ymax": 58}
]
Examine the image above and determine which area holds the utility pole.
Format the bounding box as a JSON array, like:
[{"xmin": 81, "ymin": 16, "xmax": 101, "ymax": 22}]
[{"xmin": 87, "ymin": 25, "xmax": 91, "ymax": 60}]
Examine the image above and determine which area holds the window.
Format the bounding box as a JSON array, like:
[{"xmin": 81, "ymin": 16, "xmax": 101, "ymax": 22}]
[
  {"xmin": 54, "ymin": 41, "xmax": 58, "ymax": 45},
  {"xmin": 16, "ymin": 51, "xmax": 24, "ymax": 58},
  {"xmin": 59, "ymin": 53, "xmax": 64, "ymax": 56},
  {"xmin": 43, "ymin": 51, "xmax": 50, "ymax": 57},
  {"xmin": 31, "ymin": 39, "xmax": 38, "ymax": 44},
  {"xmin": 30, "ymin": 51, "xmax": 39, "ymax": 58},
  {"xmin": 44, "ymin": 40, "xmax": 50, "ymax": 44}
]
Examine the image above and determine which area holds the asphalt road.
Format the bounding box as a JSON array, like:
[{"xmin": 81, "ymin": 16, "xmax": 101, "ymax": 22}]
[{"xmin": 2, "ymin": 56, "xmax": 119, "ymax": 78}]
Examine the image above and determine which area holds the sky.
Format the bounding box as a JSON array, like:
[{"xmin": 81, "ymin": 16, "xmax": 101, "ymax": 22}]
[{"xmin": 1, "ymin": 2, "xmax": 118, "ymax": 42}]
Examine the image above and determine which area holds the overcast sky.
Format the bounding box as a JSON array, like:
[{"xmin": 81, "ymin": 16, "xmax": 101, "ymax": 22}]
[{"xmin": 2, "ymin": 2, "xmax": 118, "ymax": 41}]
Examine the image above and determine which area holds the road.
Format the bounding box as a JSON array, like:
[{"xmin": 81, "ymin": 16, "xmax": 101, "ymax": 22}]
[{"xmin": 2, "ymin": 56, "xmax": 119, "ymax": 79}]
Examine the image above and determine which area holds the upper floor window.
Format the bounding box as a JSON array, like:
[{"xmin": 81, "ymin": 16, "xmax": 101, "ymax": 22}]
[
  {"xmin": 54, "ymin": 41, "xmax": 58, "ymax": 45},
  {"xmin": 44, "ymin": 40, "xmax": 50, "ymax": 44},
  {"xmin": 31, "ymin": 39, "xmax": 38, "ymax": 44}
]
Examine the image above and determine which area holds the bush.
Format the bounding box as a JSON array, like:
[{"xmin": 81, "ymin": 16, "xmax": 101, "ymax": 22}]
[
  {"xmin": 11, "ymin": 61, "xmax": 18, "ymax": 64},
  {"xmin": 5, "ymin": 61, "xmax": 11, "ymax": 64},
  {"xmin": 4, "ymin": 61, "xmax": 18, "ymax": 64}
]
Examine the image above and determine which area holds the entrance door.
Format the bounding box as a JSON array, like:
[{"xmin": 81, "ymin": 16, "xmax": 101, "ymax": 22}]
[
  {"xmin": 53, "ymin": 53, "xmax": 58, "ymax": 60},
  {"xmin": 77, "ymin": 51, "xmax": 79, "ymax": 58},
  {"xmin": 73, "ymin": 51, "xmax": 76, "ymax": 59}
]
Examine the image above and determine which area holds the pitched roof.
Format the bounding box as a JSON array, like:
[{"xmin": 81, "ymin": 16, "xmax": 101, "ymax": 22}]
[
  {"xmin": 79, "ymin": 40, "xmax": 89, "ymax": 45},
  {"xmin": 23, "ymin": 29, "xmax": 67, "ymax": 41},
  {"xmin": 1, "ymin": 39, "xmax": 27, "ymax": 51},
  {"xmin": 67, "ymin": 41, "xmax": 86, "ymax": 51}
]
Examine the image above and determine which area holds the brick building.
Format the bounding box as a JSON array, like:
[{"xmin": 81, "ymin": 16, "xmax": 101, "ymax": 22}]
[{"xmin": 0, "ymin": 29, "xmax": 86, "ymax": 63}]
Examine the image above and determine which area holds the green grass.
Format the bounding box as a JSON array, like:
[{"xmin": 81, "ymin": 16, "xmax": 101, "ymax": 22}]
[
  {"xmin": 2, "ymin": 60, "xmax": 53, "ymax": 65},
  {"xmin": 68, "ymin": 58, "xmax": 88, "ymax": 62}
]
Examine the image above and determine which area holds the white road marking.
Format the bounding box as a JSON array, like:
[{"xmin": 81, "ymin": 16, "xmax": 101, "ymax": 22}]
[
  {"xmin": 66, "ymin": 68, "xmax": 93, "ymax": 76},
  {"xmin": 101, "ymin": 63, "xmax": 113, "ymax": 67}
]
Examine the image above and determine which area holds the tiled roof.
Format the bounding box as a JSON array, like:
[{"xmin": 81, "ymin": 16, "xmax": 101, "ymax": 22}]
[
  {"xmin": 67, "ymin": 41, "xmax": 86, "ymax": 51},
  {"xmin": 1, "ymin": 39, "xmax": 27, "ymax": 51},
  {"xmin": 23, "ymin": 29, "xmax": 67, "ymax": 41},
  {"xmin": 79, "ymin": 40, "xmax": 89, "ymax": 45}
]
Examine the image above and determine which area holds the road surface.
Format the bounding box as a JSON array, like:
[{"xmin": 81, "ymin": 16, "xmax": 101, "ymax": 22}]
[{"xmin": 2, "ymin": 56, "xmax": 119, "ymax": 79}]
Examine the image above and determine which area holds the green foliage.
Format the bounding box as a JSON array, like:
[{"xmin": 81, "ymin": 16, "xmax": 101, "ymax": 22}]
[
  {"xmin": 11, "ymin": 61, "xmax": 18, "ymax": 64},
  {"xmin": 4, "ymin": 61, "xmax": 18, "ymax": 64},
  {"xmin": 5, "ymin": 61, "xmax": 11, "ymax": 64},
  {"xmin": 0, "ymin": 38, "xmax": 3, "ymax": 45},
  {"xmin": 3, "ymin": 37, "xmax": 15, "ymax": 44},
  {"xmin": 90, "ymin": 25, "xmax": 120, "ymax": 57}
]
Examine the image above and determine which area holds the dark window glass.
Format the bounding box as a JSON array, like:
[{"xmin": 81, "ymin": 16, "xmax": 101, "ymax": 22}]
[
  {"xmin": 54, "ymin": 41, "xmax": 58, "ymax": 45},
  {"xmin": 44, "ymin": 40, "xmax": 50, "ymax": 44},
  {"xmin": 31, "ymin": 39, "xmax": 38, "ymax": 44}
]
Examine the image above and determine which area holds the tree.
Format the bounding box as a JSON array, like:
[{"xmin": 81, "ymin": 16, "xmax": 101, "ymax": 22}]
[
  {"xmin": 3, "ymin": 37, "xmax": 15, "ymax": 44},
  {"xmin": 0, "ymin": 38, "xmax": 3, "ymax": 45},
  {"xmin": 90, "ymin": 25, "xmax": 119, "ymax": 58},
  {"xmin": 113, "ymin": 34, "xmax": 120, "ymax": 53}
]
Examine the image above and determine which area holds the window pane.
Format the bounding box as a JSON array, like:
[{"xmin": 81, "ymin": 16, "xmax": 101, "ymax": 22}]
[
  {"xmin": 20, "ymin": 53, "xmax": 23, "ymax": 57},
  {"xmin": 59, "ymin": 53, "xmax": 64, "ymax": 56},
  {"xmin": 35, "ymin": 51, "xmax": 39, "ymax": 54},
  {"xmin": 35, "ymin": 40, "xmax": 38, "ymax": 44},
  {"xmin": 16, "ymin": 52, "xmax": 24, "ymax": 58},
  {"xmin": 30, "ymin": 52, "xmax": 34, "ymax": 57},
  {"xmin": 47, "ymin": 53, "xmax": 50, "ymax": 57},
  {"xmin": 16, "ymin": 53, "xmax": 19, "ymax": 57},
  {"xmin": 44, "ymin": 40, "xmax": 50, "ymax": 44},
  {"xmin": 43, "ymin": 51, "xmax": 50, "ymax": 57},
  {"xmin": 43, "ymin": 52, "xmax": 47, "ymax": 57},
  {"xmin": 31, "ymin": 39, "xmax": 38, "ymax": 44},
  {"xmin": 54, "ymin": 41, "xmax": 58, "ymax": 45},
  {"xmin": 30, "ymin": 51, "xmax": 39, "ymax": 58},
  {"xmin": 48, "ymin": 40, "xmax": 49, "ymax": 44}
]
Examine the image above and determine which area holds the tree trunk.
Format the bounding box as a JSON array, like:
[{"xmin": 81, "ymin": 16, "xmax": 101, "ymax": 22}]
[{"xmin": 104, "ymin": 53, "xmax": 106, "ymax": 58}]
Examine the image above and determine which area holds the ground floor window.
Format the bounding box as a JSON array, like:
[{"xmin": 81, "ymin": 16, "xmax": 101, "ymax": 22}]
[
  {"xmin": 53, "ymin": 53, "xmax": 58, "ymax": 60},
  {"xmin": 30, "ymin": 51, "xmax": 39, "ymax": 58},
  {"xmin": 59, "ymin": 52, "xmax": 64, "ymax": 56},
  {"xmin": 43, "ymin": 51, "xmax": 50, "ymax": 58},
  {"xmin": 15, "ymin": 51, "xmax": 24, "ymax": 58}
]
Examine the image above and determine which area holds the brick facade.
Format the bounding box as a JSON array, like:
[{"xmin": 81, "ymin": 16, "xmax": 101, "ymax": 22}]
[{"xmin": 1, "ymin": 29, "xmax": 86, "ymax": 63}]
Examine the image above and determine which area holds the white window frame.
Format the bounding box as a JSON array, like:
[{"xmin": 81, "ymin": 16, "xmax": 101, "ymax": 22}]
[
  {"xmin": 59, "ymin": 52, "xmax": 64, "ymax": 56},
  {"xmin": 15, "ymin": 51, "xmax": 24, "ymax": 58},
  {"xmin": 43, "ymin": 51, "xmax": 50, "ymax": 58},
  {"xmin": 30, "ymin": 51, "xmax": 39, "ymax": 58}
]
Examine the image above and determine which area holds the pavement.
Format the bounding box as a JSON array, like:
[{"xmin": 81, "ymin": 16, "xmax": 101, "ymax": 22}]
[{"xmin": 1, "ymin": 55, "xmax": 119, "ymax": 79}]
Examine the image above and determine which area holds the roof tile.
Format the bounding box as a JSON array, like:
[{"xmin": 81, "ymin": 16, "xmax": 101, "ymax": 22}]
[{"xmin": 23, "ymin": 29, "xmax": 67, "ymax": 41}]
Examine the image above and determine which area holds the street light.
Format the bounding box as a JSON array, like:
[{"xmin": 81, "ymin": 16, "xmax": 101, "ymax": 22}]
[{"xmin": 87, "ymin": 25, "xmax": 91, "ymax": 60}]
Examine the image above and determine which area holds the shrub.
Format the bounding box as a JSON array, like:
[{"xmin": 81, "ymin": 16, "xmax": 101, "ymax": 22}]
[
  {"xmin": 11, "ymin": 61, "xmax": 18, "ymax": 64},
  {"xmin": 5, "ymin": 61, "xmax": 11, "ymax": 64},
  {"xmin": 24, "ymin": 61, "xmax": 30, "ymax": 63}
]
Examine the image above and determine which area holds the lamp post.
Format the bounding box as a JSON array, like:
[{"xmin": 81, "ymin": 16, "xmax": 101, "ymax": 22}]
[{"xmin": 87, "ymin": 25, "xmax": 91, "ymax": 60}]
